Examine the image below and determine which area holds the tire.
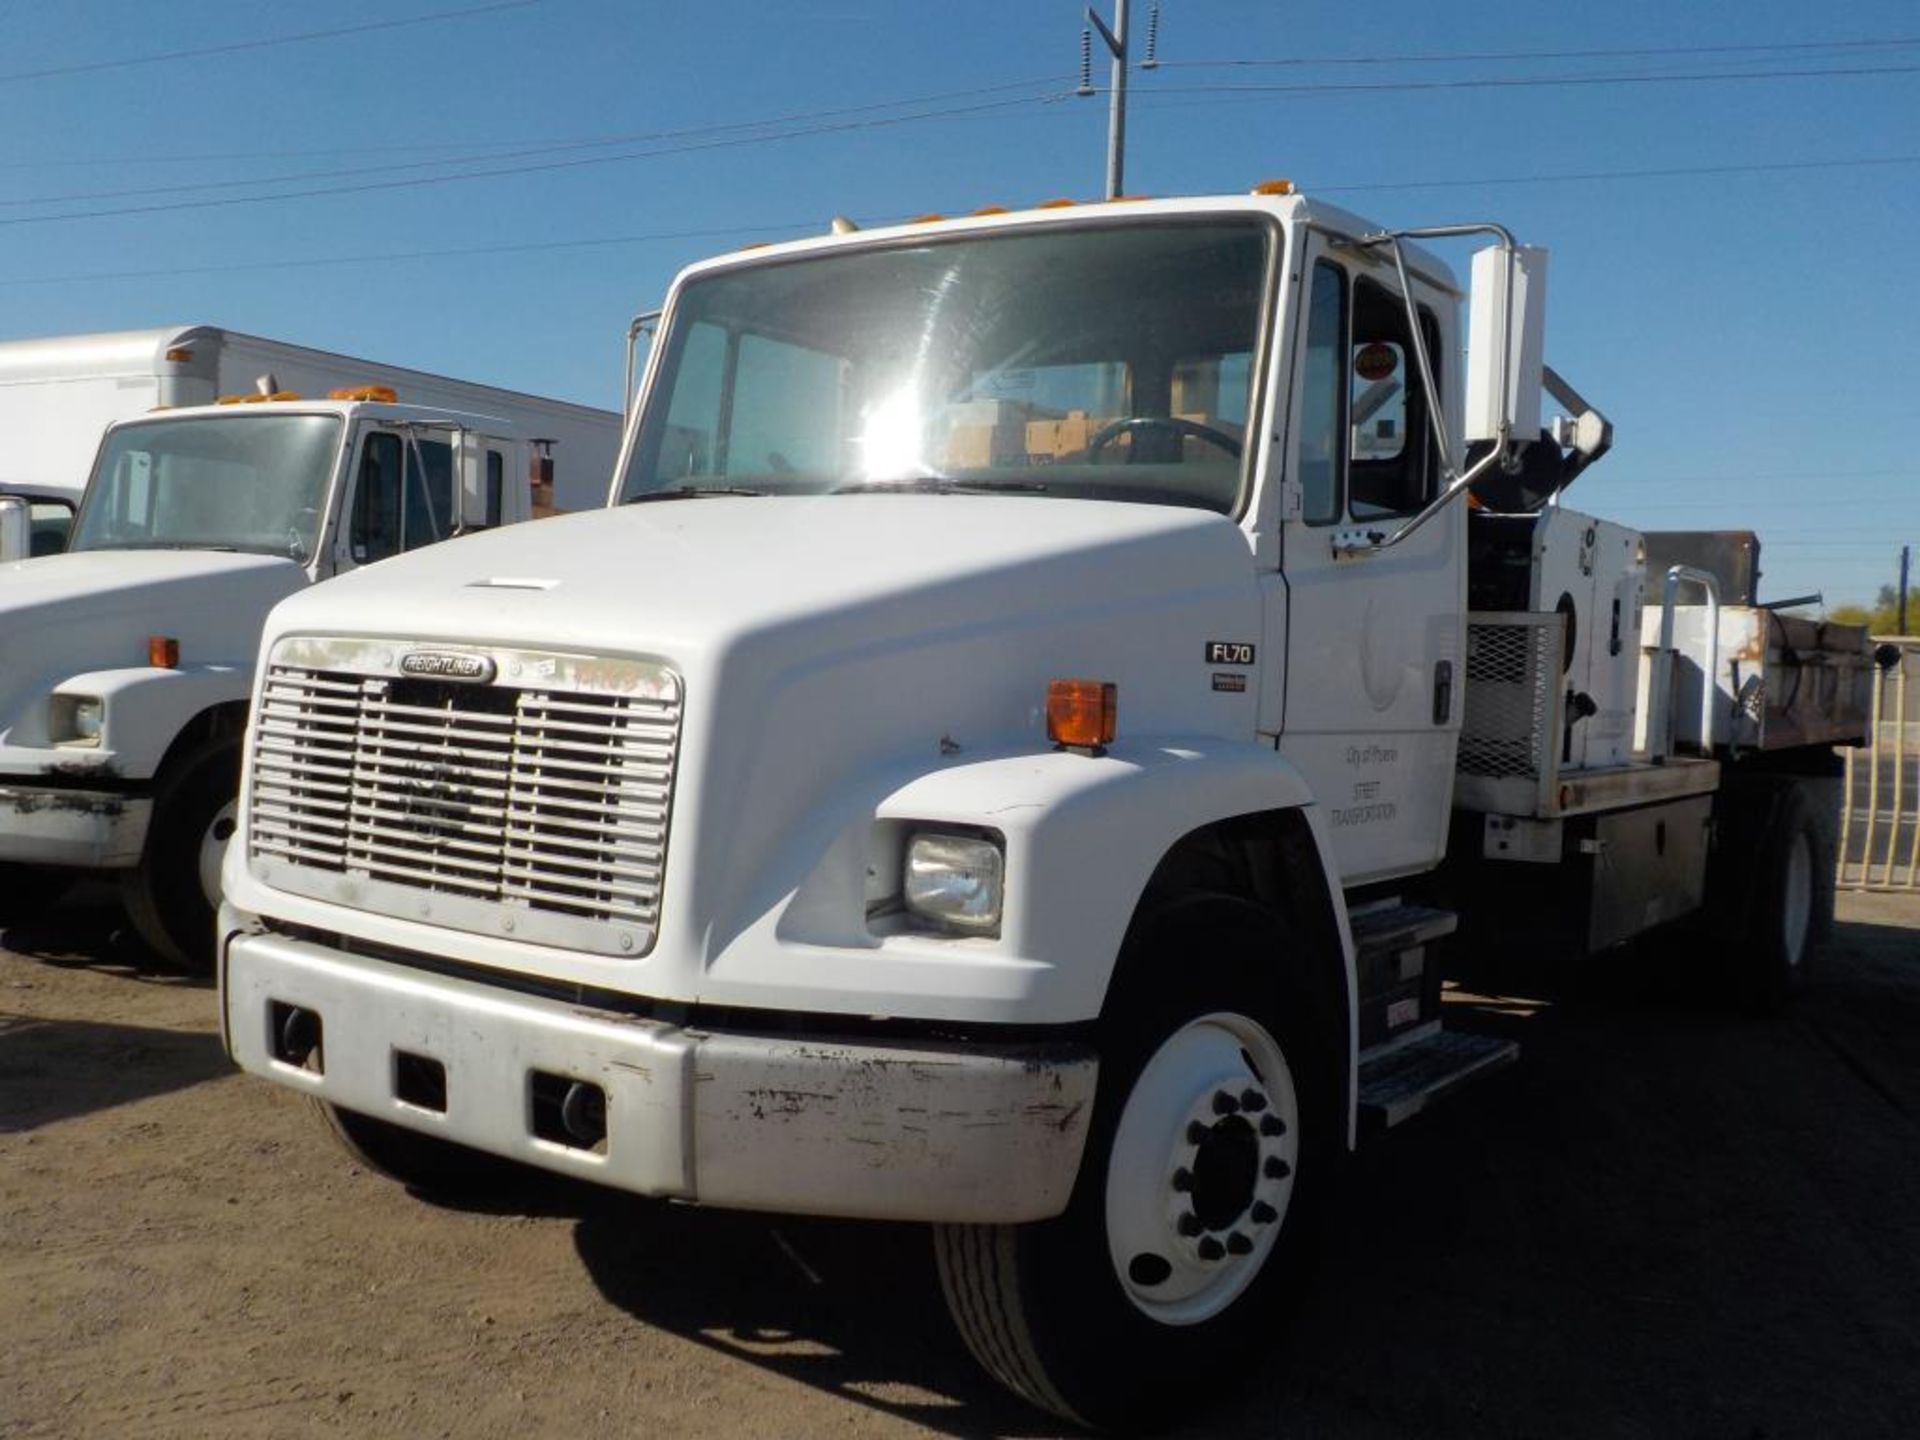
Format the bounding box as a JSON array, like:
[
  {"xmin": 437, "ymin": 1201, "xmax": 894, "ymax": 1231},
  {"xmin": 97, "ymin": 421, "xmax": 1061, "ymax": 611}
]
[
  {"xmin": 121, "ymin": 736, "xmax": 240, "ymax": 972},
  {"xmin": 934, "ymin": 900, "xmax": 1338, "ymax": 1431},
  {"xmin": 1732, "ymin": 781, "xmax": 1834, "ymax": 1012},
  {"xmin": 0, "ymin": 862, "xmax": 74, "ymax": 928},
  {"xmin": 313, "ymin": 1100, "xmax": 533, "ymax": 1198}
]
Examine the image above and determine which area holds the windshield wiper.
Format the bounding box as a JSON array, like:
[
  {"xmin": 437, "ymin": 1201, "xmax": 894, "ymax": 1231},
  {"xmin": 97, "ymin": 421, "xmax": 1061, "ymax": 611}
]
[
  {"xmin": 832, "ymin": 478, "xmax": 1050, "ymax": 496},
  {"xmin": 623, "ymin": 485, "xmax": 768, "ymax": 504}
]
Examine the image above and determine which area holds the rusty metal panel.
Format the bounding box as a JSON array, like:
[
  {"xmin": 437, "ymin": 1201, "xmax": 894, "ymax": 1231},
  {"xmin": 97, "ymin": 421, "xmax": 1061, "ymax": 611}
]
[{"xmin": 1644, "ymin": 530, "xmax": 1762, "ymax": 606}]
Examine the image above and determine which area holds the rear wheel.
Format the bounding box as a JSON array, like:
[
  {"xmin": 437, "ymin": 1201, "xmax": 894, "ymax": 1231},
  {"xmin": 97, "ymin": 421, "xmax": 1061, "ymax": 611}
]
[
  {"xmin": 121, "ymin": 737, "xmax": 240, "ymax": 972},
  {"xmin": 1733, "ymin": 781, "xmax": 1833, "ymax": 1011},
  {"xmin": 0, "ymin": 862, "xmax": 73, "ymax": 928},
  {"xmin": 313, "ymin": 1100, "xmax": 533, "ymax": 1198},
  {"xmin": 934, "ymin": 903, "xmax": 1336, "ymax": 1430}
]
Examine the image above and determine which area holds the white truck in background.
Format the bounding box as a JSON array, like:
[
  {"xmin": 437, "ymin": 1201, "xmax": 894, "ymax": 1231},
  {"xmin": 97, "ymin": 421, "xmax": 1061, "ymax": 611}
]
[
  {"xmin": 0, "ymin": 326, "xmax": 615, "ymax": 560},
  {"xmin": 215, "ymin": 190, "xmax": 1875, "ymax": 1429},
  {"xmin": 0, "ymin": 378, "xmax": 620, "ymax": 967}
]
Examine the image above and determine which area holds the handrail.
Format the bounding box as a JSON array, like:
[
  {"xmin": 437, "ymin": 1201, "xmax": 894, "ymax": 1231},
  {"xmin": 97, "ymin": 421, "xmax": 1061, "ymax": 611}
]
[
  {"xmin": 1647, "ymin": 564, "xmax": 1721, "ymax": 763},
  {"xmin": 623, "ymin": 308, "xmax": 662, "ymax": 427},
  {"xmin": 1331, "ymin": 223, "xmax": 1519, "ymax": 557}
]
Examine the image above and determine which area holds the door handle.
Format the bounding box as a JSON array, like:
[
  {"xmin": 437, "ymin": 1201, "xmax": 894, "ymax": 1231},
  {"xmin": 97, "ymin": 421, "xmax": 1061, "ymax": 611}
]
[{"xmin": 1432, "ymin": 660, "xmax": 1453, "ymax": 725}]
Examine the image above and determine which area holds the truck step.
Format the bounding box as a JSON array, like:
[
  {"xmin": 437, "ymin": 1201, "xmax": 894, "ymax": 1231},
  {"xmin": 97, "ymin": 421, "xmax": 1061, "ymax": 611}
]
[
  {"xmin": 1358, "ymin": 1027, "xmax": 1518, "ymax": 1132},
  {"xmin": 1349, "ymin": 900, "xmax": 1458, "ymax": 959}
]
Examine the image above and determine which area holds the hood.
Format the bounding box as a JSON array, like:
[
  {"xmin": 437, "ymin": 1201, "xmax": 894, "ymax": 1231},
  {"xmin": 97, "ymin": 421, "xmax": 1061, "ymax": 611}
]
[
  {"xmin": 267, "ymin": 494, "xmax": 1251, "ymax": 674},
  {"xmin": 258, "ymin": 496, "xmax": 1268, "ymax": 980},
  {"xmin": 0, "ymin": 548, "xmax": 306, "ymax": 743}
]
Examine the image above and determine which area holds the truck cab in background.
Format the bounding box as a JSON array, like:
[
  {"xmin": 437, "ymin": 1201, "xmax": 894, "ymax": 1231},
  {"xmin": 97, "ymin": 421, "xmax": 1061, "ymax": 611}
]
[
  {"xmin": 0, "ymin": 389, "xmax": 620, "ymax": 968},
  {"xmin": 0, "ymin": 484, "xmax": 80, "ymax": 562},
  {"xmin": 213, "ymin": 190, "xmax": 1869, "ymax": 1429}
]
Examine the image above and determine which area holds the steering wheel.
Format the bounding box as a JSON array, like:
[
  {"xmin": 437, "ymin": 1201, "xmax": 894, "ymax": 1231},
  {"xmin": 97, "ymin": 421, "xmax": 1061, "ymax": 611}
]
[{"xmin": 1086, "ymin": 416, "xmax": 1242, "ymax": 462}]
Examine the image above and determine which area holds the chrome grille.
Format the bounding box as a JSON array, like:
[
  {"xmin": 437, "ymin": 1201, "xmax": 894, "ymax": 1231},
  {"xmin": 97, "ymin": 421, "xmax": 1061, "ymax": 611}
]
[{"xmin": 247, "ymin": 638, "xmax": 680, "ymax": 956}]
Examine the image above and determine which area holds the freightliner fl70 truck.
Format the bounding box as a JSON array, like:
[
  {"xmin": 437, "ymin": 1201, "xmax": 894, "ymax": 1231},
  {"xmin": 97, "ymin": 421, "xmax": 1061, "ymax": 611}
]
[
  {"xmin": 214, "ymin": 188, "xmax": 1872, "ymax": 1429},
  {"xmin": 0, "ymin": 380, "xmax": 619, "ymax": 968}
]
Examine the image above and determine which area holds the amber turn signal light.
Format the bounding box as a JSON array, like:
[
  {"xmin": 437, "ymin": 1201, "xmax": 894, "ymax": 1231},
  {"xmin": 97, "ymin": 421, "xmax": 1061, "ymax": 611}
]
[
  {"xmin": 148, "ymin": 635, "xmax": 180, "ymax": 669},
  {"xmin": 1047, "ymin": 679, "xmax": 1116, "ymax": 749}
]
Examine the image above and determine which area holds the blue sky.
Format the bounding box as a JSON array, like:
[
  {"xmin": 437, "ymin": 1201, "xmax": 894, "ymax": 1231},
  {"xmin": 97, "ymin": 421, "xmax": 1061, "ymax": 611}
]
[{"xmin": 0, "ymin": 0, "xmax": 1914, "ymax": 607}]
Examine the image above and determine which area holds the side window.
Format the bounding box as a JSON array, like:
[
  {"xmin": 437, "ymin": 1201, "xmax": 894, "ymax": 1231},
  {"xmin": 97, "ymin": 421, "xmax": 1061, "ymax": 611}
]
[
  {"xmin": 349, "ymin": 432, "xmax": 402, "ymax": 563},
  {"xmin": 1298, "ymin": 261, "xmax": 1348, "ymax": 524},
  {"xmin": 402, "ymin": 438, "xmax": 453, "ymax": 548},
  {"xmin": 1349, "ymin": 279, "xmax": 1440, "ymax": 520}
]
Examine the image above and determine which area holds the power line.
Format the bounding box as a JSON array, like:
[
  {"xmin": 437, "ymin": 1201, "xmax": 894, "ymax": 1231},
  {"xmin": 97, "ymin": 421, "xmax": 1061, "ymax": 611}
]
[
  {"xmin": 2, "ymin": 149, "xmax": 1915, "ymax": 284},
  {"xmin": 0, "ymin": 223, "xmax": 824, "ymax": 289},
  {"xmin": 0, "ymin": 93, "xmax": 1063, "ymax": 229},
  {"xmin": 0, "ymin": 0, "xmax": 546, "ymax": 86},
  {"xmin": 1315, "ymin": 153, "xmax": 1920, "ymax": 194},
  {"xmin": 1157, "ymin": 34, "xmax": 1920, "ymax": 71},
  {"xmin": 0, "ymin": 76, "xmax": 1064, "ymax": 211},
  {"xmin": 1104, "ymin": 61, "xmax": 1920, "ymax": 100}
]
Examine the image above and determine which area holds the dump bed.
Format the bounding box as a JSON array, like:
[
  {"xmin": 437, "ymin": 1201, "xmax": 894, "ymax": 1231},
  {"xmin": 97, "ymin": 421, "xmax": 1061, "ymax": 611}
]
[{"xmin": 1637, "ymin": 605, "xmax": 1873, "ymax": 753}]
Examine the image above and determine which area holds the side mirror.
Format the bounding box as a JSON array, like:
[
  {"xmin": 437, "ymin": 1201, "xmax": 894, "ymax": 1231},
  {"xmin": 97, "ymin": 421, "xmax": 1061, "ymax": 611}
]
[
  {"xmin": 1464, "ymin": 244, "xmax": 1548, "ymax": 447},
  {"xmin": 1876, "ymin": 642, "xmax": 1906, "ymax": 670},
  {"xmin": 0, "ymin": 496, "xmax": 29, "ymax": 563}
]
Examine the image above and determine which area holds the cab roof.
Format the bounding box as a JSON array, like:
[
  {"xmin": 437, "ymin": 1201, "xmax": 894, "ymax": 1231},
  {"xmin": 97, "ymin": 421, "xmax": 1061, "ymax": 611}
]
[
  {"xmin": 676, "ymin": 190, "xmax": 1462, "ymax": 297},
  {"xmin": 104, "ymin": 399, "xmax": 523, "ymax": 434}
]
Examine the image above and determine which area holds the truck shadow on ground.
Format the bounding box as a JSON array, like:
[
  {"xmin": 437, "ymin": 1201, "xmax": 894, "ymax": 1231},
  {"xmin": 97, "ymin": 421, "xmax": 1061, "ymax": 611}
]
[
  {"xmin": 0, "ymin": 1014, "xmax": 229, "ymax": 1133},
  {"xmin": 0, "ymin": 882, "xmax": 198, "ymax": 987},
  {"xmin": 534, "ymin": 912, "xmax": 1920, "ymax": 1439}
]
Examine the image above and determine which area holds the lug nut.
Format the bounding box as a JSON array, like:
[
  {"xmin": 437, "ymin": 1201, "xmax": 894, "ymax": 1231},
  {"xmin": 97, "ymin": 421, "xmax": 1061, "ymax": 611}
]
[
  {"xmin": 1240, "ymin": 1089, "xmax": 1268, "ymax": 1113},
  {"xmin": 1212, "ymin": 1089, "xmax": 1240, "ymax": 1115},
  {"xmin": 1264, "ymin": 1156, "xmax": 1291, "ymax": 1180},
  {"xmin": 1176, "ymin": 1212, "xmax": 1203, "ymax": 1237},
  {"xmin": 1226, "ymin": 1231, "xmax": 1253, "ymax": 1256},
  {"xmin": 1259, "ymin": 1113, "xmax": 1287, "ymax": 1137},
  {"xmin": 1196, "ymin": 1236, "xmax": 1225, "ymax": 1262},
  {"xmin": 1171, "ymin": 1167, "xmax": 1193, "ymax": 1192},
  {"xmin": 1186, "ymin": 1120, "xmax": 1211, "ymax": 1145},
  {"xmin": 1250, "ymin": 1201, "xmax": 1278, "ymax": 1224}
]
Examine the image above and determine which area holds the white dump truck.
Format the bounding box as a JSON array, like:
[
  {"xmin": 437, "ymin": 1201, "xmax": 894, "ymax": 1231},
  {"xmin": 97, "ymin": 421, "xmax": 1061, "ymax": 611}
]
[
  {"xmin": 0, "ymin": 325, "xmax": 617, "ymax": 560},
  {"xmin": 0, "ymin": 382, "xmax": 620, "ymax": 967},
  {"xmin": 215, "ymin": 189, "xmax": 1872, "ymax": 1429}
]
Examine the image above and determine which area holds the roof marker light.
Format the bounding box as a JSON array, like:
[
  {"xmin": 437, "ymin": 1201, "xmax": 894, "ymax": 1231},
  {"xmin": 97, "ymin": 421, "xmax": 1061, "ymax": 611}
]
[
  {"xmin": 1251, "ymin": 179, "xmax": 1296, "ymax": 196},
  {"xmin": 1035, "ymin": 197, "xmax": 1078, "ymax": 210},
  {"xmin": 328, "ymin": 385, "xmax": 397, "ymax": 403}
]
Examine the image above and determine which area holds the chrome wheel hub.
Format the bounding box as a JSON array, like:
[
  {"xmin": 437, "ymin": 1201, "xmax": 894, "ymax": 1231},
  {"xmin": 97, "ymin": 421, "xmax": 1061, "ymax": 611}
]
[
  {"xmin": 199, "ymin": 799, "xmax": 238, "ymax": 910},
  {"xmin": 1106, "ymin": 1010, "xmax": 1299, "ymax": 1325}
]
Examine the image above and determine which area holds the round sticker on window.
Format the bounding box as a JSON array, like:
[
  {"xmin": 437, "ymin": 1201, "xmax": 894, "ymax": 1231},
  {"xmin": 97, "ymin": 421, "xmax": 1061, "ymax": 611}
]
[{"xmin": 1353, "ymin": 342, "xmax": 1399, "ymax": 382}]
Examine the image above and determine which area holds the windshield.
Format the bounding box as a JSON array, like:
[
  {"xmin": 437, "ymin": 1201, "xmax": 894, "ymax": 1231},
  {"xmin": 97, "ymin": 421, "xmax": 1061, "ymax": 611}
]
[
  {"xmin": 621, "ymin": 219, "xmax": 1272, "ymax": 513},
  {"xmin": 70, "ymin": 414, "xmax": 343, "ymax": 560}
]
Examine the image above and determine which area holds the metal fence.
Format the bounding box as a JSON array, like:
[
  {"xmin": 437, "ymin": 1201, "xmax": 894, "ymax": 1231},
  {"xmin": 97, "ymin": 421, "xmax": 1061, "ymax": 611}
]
[{"xmin": 1839, "ymin": 637, "xmax": 1920, "ymax": 891}]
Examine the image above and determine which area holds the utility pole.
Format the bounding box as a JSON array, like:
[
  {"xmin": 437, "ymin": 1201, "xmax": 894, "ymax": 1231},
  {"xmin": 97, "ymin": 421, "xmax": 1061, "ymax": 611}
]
[
  {"xmin": 1900, "ymin": 543, "xmax": 1911, "ymax": 634},
  {"xmin": 1079, "ymin": 2, "xmax": 1160, "ymax": 200}
]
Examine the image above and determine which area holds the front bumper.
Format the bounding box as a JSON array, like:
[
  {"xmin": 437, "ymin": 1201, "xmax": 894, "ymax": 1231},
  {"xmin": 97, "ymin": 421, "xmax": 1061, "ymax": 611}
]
[
  {"xmin": 0, "ymin": 782, "xmax": 150, "ymax": 868},
  {"xmin": 221, "ymin": 928, "xmax": 1099, "ymax": 1223}
]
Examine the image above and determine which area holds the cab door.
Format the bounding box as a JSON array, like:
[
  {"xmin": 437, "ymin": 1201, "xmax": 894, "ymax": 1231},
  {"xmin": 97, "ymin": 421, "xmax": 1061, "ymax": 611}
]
[
  {"xmin": 1273, "ymin": 235, "xmax": 1464, "ymax": 886},
  {"xmin": 334, "ymin": 427, "xmax": 514, "ymax": 574}
]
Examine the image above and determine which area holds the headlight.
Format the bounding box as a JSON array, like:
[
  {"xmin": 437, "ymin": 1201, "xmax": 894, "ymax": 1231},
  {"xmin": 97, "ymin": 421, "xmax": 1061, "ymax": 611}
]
[
  {"xmin": 903, "ymin": 831, "xmax": 1004, "ymax": 936},
  {"xmin": 50, "ymin": 695, "xmax": 104, "ymax": 746}
]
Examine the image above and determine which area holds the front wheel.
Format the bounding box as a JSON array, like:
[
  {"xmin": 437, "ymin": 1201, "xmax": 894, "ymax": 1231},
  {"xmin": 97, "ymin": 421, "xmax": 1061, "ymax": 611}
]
[
  {"xmin": 121, "ymin": 736, "xmax": 240, "ymax": 972},
  {"xmin": 935, "ymin": 909, "xmax": 1335, "ymax": 1429}
]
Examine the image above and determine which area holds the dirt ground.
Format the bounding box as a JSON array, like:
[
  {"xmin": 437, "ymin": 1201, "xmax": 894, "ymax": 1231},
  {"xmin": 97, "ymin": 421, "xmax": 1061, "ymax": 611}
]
[{"xmin": 3, "ymin": 887, "xmax": 1917, "ymax": 1440}]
